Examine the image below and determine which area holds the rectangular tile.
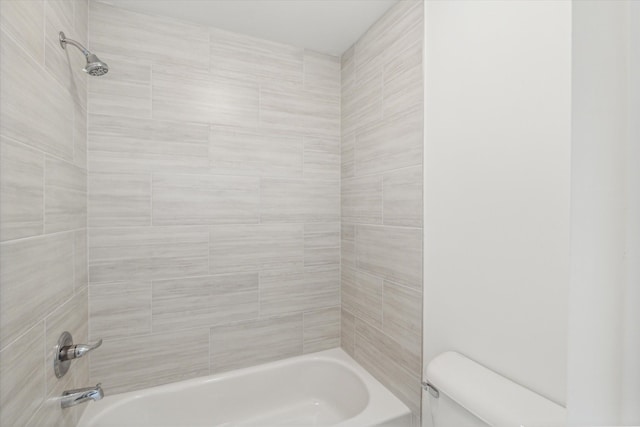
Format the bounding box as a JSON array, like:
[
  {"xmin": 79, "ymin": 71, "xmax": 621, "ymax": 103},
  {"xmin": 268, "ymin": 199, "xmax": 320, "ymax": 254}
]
[
  {"xmin": 303, "ymin": 137, "xmax": 340, "ymax": 180},
  {"xmin": 341, "ymin": 45, "xmax": 355, "ymax": 92},
  {"xmin": 303, "ymin": 50, "xmax": 340, "ymax": 95},
  {"xmin": 341, "ymin": 267, "xmax": 383, "ymax": 328},
  {"xmin": 0, "ymin": 233, "xmax": 74, "ymax": 348},
  {"xmin": 0, "ymin": 137, "xmax": 44, "ymax": 241},
  {"xmin": 355, "ymin": 106, "xmax": 422, "ymax": 176},
  {"xmin": 341, "ymin": 239, "xmax": 356, "ymax": 269},
  {"xmin": 44, "ymin": 156, "xmax": 87, "ymax": 233},
  {"xmin": 340, "ymin": 309, "xmax": 356, "ymax": 357},
  {"xmin": 90, "ymin": 329, "xmax": 210, "ymax": 394},
  {"xmin": 210, "ymin": 27, "xmax": 303, "ymax": 85},
  {"xmin": 342, "ymin": 223, "xmax": 356, "ymax": 242},
  {"xmin": 383, "ymin": 39, "xmax": 423, "ymax": 119},
  {"xmin": 89, "ymin": 281, "xmax": 151, "ymax": 341},
  {"xmin": 341, "ymin": 72, "xmax": 383, "ymax": 136},
  {"xmin": 74, "ymin": 229, "xmax": 88, "ymax": 291},
  {"xmin": 260, "ymin": 86, "xmax": 340, "ymax": 138},
  {"xmin": 152, "ymin": 174, "xmax": 260, "ymax": 225},
  {"xmin": 90, "ymin": 1, "xmax": 209, "ymax": 69},
  {"xmin": 354, "ymin": 319, "xmax": 421, "ymax": 413},
  {"xmin": 383, "ymin": 166, "xmax": 423, "ymax": 227},
  {"xmin": 304, "ymin": 223, "xmax": 340, "ymax": 268},
  {"xmin": 152, "ymin": 274, "xmax": 259, "ymax": 332},
  {"xmin": 0, "ymin": 0, "xmax": 44, "ymax": 63},
  {"xmin": 383, "ymin": 280, "xmax": 422, "ymax": 357},
  {"xmin": 341, "ymin": 133, "xmax": 355, "ymax": 178},
  {"xmin": 45, "ymin": 289, "xmax": 88, "ymax": 395},
  {"xmin": 260, "ymin": 179, "xmax": 339, "ymax": 223},
  {"xmin": 356, "ymin": 225, "xmax": 422, "ymax": 289},
  {"xmin": 88, "ymin": 54, "xmax": 152, "ymax": 119},
  {"xmin": 0, "ymin": 323, "xmax": 45, "ymax": 427},
  {"xmin": 1, "ymin": 31, "xmax": 74, "ymax": 161},
  {"xmin": 153, "ymin": 65, "xmax": 259, "ymax": 126},
  {"xmin": 45, "ymin": 0, "xmax": 87, "ymax": 108},
  {"xmin": 88, "ymin": 115, "xmax": 209, "ymax": 174},
  {"xmin": 73, "ymin": 104, "xmax": 87, "ymax": 169},
  {"xmin": 88, "ymin": 173, "xmax": 151, "ymax": 227},
  {"xmin": 88, "ymin": 226, "xmax": 209, "ymax": 283},
  {"xmin": 303, "ymin": 306, "xmax": 340, "ymax": 353},
  {"xmin": 210, "ymin": 126, "xmax": 303, "ymax": 178},
  {"xmin": 210, "ymin": 314, "xmax": 303, "ymax": 373},
  {"xmin": 356, "ymin": 317, "xmax": 420, "ymax": 375},
  {"xmin": 210, "ymin": 224, "xmax": 304, "ymax": 274},
  {"xmin": 341, "ymin": 175, "xmax": 383, "ymax": 224},
  {"xmin": 259, "ymin": 268, "xmax": 339, "ymax": 317}
]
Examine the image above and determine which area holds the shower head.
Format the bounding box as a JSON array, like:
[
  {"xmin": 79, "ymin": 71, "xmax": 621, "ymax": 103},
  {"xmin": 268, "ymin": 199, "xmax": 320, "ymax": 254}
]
[{"xmin": 59, "ymin": 31, "xmax": 109, "ymax": 77}]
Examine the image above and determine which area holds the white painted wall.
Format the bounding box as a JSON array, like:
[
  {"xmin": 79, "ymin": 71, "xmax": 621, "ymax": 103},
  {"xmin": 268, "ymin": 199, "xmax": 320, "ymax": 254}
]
[
  {"xmin": 423, "ymin": 0, "xmax": 639, "ymax": 424},
  {"xmin": 422, "ymin": 0, "xmax": 572, "ymax": 411},
  {"xmin": 568, "ymin": 1, "xmax": 640, "ymax": 424}
]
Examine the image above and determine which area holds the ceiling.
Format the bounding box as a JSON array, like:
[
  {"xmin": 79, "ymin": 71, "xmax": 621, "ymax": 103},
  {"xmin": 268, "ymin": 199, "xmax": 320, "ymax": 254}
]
[{"xmin": 94, "ymin": 0, "xmax": 400, "ymax": 56}]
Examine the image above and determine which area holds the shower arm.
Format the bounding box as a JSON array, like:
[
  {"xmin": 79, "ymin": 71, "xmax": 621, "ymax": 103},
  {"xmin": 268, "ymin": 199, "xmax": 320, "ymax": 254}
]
[{"xmin": 59, "ymin": 32, "xmax": 90, "ymax": 57}]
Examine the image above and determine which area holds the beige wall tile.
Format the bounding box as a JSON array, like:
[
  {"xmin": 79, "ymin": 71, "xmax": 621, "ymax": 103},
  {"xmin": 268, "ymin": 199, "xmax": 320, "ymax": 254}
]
[
  {"xmin": 90, "ymin": 1, "xmax": 209, "ymax": 69},
  {"xmin": 260, "ymin": 86, "xmax": 340, "ymax": 138},
  {"xmin": 341, "ymin": 45, "xmax": 355, "ymax": 92},
  {"xmin": 303, "ymin": 50, "xmax": 340, "ymax": 95},
  {"xmin": 355, "ymin": 106, "xmax": 422, "ymax": 176},
  {"xmin": 383, "ymin": 39, "xmax": 423, "ymax": 118},
  {"xmin": 88, "ymin": 115, "xmax": 209, "ymax": 174},
  {"xmin": 383, "ymin": 280, "xmax": 422, "ymax": 358},
  {"xmin": 45, "ymin": 0, "xmax": 87, "ymax": 110},
  {"xmin": 260, "ymin": 178, "xmax": 339, "ymax": 223},
  {"xmin": 88, "ymin": 55, "xmax": 152, "ymax": 119},
  {"xmin": 303, "ymin": 136, "xmax": 340, "ymax": 180},
  {"xmin": 0, "ymin": 323, "xmax": 45, "ymax": 427},
  {"xmin": 1, "ymin": 32, "xmax": 74, "ymax": 161},
  {"xmin": 210, "ymin": 314, "xmax": 303, "ymax": 373},
  {"xmin": 356, "ymin": 225, "xmax": 422, "ymax": 289},
  {"xmin": 0, "ymin": 137, "xmax": 44, "ymax": 241},
  {"xmin": 341, "ymin": 267, "xmax": 383, "ymax": 328},
  {"xmin": 44, "ymin": 156, "xmax": 87, "ymax": 233},
  {"xmin": 74, "ymin": 229, "xmax": 88, "ymax": 291},
  {"xmin": 340, "ymin": 309, "xmax": 356, "ymax": 357},
  {"xmin": 210, "ymin": 28, "xmax": 303, "ymax": 85},
  {"xmin": 342, "ymin": 175, "xmax": 383, "ymax": 224},
  {"xmin": 304, "ymin": 223, "xmax": 340, "ymax": 268},
  {"xmin": 342, "ymin": 73, "xmax": 383, "ymax": 136},
  {"xmin": 153, "ymin": 174, "xmax": 260, "ymax": 225},
  {"xmin": 88, "ymin": 226, "xmax": 209, "ymax": 283},
  {"xmin": 259, "ymin": 267, "xmax": 339, "ymax": 317},
  {"xmin": 0, "ymin": 233, "xmax": 74, "ymax": 348},
  {"xmin": 45, "ymin": 289, "xmax": 89, "ymax": 395},
  {"xmin": 74, "ymin": 104, "xmax": 87, "ymax": 169},
  {"xmin": 354, "ymin": 319, "xmax": 421, "ymax": 413},
  {"xmin": 89, "ymin": 281, "xmax": 151, "ymax": 341},
  {"xmin": 0, "ymin": 0, "xmax": 44, "ymax": 63},
  {"xmin": 303, "ymin": 306, "xmax": 340, "ymax": 353},
  {"xmin": 90, "ymin": 329, "xmax": 210, "ymax": 394},
  {"xmin": 88, "ymin": 173, "xmax": 151, "ymax": 227},
  {"xmin": 383, "ymin": 166, "xmax": 423, "ymax": 227},
  {"xmin": 341, "ymin": 133, "xmax": 355, "ymax": 178},
  {"xmin": 210, "ymin": 126, "xmax": 303, "ymax": 178},
  {"xmin": 210, "ymin": 224, "xmax": 304, "ymax": 274},
  {"xmin": 152, "ymin": 274, "xmax": 259, "ymax": 332},
  {"xmin": 153, "ymin": 65, "xmax": 259, "ymax": 126}
]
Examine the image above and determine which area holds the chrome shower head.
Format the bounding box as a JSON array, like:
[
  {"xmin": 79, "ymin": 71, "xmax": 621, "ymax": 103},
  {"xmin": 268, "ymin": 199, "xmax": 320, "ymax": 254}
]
[{"xmin": 59, "ymin": 31, "xmax": 109, "ymax": 77}]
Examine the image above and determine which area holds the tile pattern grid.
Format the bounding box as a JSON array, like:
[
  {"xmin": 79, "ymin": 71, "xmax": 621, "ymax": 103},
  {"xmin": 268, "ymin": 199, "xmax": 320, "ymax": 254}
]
[
  {"xmin": 86, "ymin": 2, "xmax": 341, "ymax": 395},
  {"xmin": 340, "ymin": 0, "xmax": 424, "ymax": 419},
  {"xmin": 0, "ymin": 0, "xmax": 90, "ymax": 425}
]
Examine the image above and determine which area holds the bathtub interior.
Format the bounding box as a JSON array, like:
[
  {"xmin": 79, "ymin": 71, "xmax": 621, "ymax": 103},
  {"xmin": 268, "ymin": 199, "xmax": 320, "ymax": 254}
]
[{"xmin": 80, "ymin": 356, "xmax": 374, "ymax": 427}]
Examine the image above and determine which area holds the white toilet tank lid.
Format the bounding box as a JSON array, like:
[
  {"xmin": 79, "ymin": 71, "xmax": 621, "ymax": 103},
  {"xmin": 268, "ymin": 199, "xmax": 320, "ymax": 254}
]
[{"xmin": 425, "ymin": 352, "xmax": 567, "ymax": 427}]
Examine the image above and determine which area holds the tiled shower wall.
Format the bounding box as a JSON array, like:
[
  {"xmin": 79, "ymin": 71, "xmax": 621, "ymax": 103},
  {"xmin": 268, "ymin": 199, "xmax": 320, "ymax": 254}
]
[
  {"xmin": 0, "ymin": 0, "xmax": 90, "ymax": 425},
  {"xmin": 86, "ymin": 2, "xmax": 341, "ymax": 394},
  {"xmin": 340, "ymin": 0, "xmax": 424, "ymax": 417}
]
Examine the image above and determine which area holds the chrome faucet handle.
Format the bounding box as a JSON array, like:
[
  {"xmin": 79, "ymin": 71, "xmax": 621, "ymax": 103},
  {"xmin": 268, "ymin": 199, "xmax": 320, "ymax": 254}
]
[
  {"xmin": 55, "ymin": 332, "xmax": 104, "ymax": 378},
  {"xmin": 59, "ymin": 338, "xmax": 103, "ymax": 361}
]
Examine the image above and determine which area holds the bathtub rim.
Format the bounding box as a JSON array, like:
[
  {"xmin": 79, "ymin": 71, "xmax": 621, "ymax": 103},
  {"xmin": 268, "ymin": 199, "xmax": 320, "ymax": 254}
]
[{"xmin": 78, "ymin": 347, "xmax": 412, "ymax": 427}]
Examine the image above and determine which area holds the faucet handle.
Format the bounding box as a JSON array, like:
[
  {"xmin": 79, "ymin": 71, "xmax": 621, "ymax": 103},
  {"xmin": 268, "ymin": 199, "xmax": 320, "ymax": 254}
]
[{"xmin": 59, "ymin": 338, "xmax": 103, "ymax": 361}]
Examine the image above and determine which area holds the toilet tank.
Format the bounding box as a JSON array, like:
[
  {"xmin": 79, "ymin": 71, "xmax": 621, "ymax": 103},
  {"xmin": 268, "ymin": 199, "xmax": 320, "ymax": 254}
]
[{"xmin": 423, "ymin": 352, "xmax": 567, "ymax": 427}]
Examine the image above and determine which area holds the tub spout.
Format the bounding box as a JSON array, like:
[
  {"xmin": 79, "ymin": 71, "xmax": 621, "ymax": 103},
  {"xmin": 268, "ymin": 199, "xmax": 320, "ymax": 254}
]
[{"xmin": 61, "ymin": 383, "xmax": 103, "ymax": 409}]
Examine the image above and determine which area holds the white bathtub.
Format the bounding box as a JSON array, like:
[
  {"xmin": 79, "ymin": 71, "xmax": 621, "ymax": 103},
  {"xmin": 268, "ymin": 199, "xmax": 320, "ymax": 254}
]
[{"xmin": 78, "ymin": 348, "xmax": 412, "ymax": 427}]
